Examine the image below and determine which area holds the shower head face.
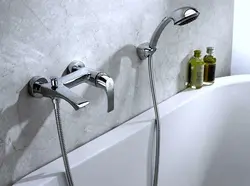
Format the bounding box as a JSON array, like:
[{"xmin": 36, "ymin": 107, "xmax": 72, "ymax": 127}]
[
  {"xmin": 171, "ymin": 7, "xmax": 200, "ymax": 26},
  {"xmin": 147, "ymin": 6, "xmax": 200, "ymax": 50}
]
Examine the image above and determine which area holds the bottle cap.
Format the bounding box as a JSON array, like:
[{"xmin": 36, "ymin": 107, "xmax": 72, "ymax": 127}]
[
  {"xmin": 194, "ymin": 50, "xmax": 201, "ymax": 57},
  {"xmin": 207, "ymin": 47, "xmax": 214, "ymax": 54}
]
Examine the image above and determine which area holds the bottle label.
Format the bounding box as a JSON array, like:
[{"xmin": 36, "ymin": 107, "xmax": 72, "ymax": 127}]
[
  {"xmin": 195, "ymin": 65, "xmax": 204, "ymax": 86},
  {"xmin": 191, "ymin": 64, "xmax": 204, "ymax": 87}
]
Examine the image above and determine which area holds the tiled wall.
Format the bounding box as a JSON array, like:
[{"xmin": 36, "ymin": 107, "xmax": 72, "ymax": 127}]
[{"xmin": 0, "ymin": 0, "xmax": 234, "ymax": 185}]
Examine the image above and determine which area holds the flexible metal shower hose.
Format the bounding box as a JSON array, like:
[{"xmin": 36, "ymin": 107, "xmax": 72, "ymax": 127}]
[
  {"xmin": 51, "ymin": 56, "xmax": 160, "ymax": 186},
  {"xmin": 148, "ymin": 55, "xmax": 161, "ymax": 186},
  {"xmin": 52, "ymin": 98, "xmax": 75, "ymax": 186}
]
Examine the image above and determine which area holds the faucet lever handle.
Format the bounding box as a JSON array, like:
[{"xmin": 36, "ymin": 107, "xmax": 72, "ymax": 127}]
[{"xmin": 96, "ymin": 73, "xmax": 114, "ymax": 112}]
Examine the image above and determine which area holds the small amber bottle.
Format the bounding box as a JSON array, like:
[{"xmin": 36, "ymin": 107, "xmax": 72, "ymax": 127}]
[
  {"xmin": 188, "ymin": 50, "xmax": 204, "ymax": 89},
  {"xmin": 203, "ymin": 47, "xmax": 216, "ymax": 85}
]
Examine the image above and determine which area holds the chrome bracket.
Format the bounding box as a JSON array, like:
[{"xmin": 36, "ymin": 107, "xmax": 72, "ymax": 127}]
[
  {"xmin": 136, "ymin": 42, "xmax": 156, "ymax": 60},
  {"xmin": 28, "ymin": 76, "xmax": 49, "ymax": 98}
]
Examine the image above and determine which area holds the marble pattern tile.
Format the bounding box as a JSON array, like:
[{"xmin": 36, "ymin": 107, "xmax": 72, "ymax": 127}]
[{"xmin": 0, "ymin": 0, "xmax": 234, "ymax": 185}]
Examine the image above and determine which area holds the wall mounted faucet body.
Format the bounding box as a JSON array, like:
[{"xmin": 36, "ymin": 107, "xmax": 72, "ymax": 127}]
[{"xmin": 28, "ymin": 61, "xmax": 114, "ymax": 112}]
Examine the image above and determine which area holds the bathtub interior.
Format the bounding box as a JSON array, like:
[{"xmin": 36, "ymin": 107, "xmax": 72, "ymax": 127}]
[
  {"xmin": 14, "ymin": 76, "xmax": 250, "ymax": 186},
  {"xmin": 159, "ymin": 81, "xmax": 250, "ymax": 186}
]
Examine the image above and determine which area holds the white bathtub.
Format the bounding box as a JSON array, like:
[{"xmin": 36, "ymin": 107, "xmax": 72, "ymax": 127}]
[{"xmin": 14, "ymin": 75, "xmax": 250, "ymax": 186}]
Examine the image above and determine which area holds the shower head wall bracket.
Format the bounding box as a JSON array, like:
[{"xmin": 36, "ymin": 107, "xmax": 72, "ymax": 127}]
[{"xmin": 136, "ymin": 42, "xmax": 156, "ymax": 60}]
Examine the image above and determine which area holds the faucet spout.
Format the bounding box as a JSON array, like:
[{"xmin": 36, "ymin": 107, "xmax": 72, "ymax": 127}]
[
  {"xmin": 28, "ymin": 76, "xmax": 89, "ymax": 110},
  {"xmin": 53, "ymin": 86, "xmax": 89, "ymax": 110}
]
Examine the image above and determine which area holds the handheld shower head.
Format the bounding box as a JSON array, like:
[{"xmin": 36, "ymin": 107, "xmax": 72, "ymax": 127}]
[
  {"xmin": 148, "ymin": 6, "xmax": 200, "ymax": 49},
  {"xmin": 172, "ymin": 7, "xmax": 200, "ymax": 26},
  {"xmin": 135, "ymin": 6, "xmax": 200, "ymax": 186}
]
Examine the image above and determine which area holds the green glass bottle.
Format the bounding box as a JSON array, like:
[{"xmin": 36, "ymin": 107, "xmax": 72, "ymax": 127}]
[
  {"xmin": 188, "ymin": 50, "xmax": 204, "ymax": 89},
  {"xmin": 203, "ymin": 47, "xmax": 216, "ymax": 85}
]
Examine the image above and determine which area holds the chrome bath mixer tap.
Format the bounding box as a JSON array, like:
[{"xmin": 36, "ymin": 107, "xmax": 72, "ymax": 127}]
[{"xmin": 28, "ymin": 61, "xmax": 114, "ymax": 112}]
